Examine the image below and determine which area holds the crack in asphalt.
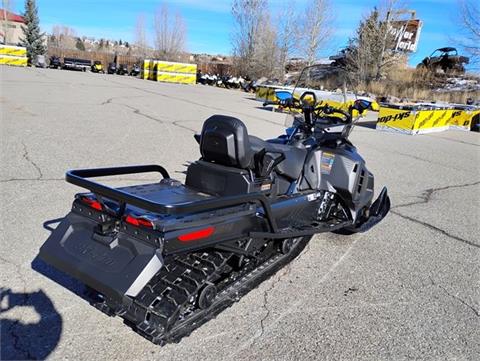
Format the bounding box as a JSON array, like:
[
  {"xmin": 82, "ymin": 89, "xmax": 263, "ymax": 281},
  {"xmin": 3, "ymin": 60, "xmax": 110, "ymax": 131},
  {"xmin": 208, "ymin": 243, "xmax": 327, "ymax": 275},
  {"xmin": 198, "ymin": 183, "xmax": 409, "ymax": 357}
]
[
  {"xmin": 105, "ymin": 78, "xmax": 284, "ymax": 127},
  {"xmin": 423, "ymin": 134, "xmax": 480, "ymax": 147},
  {"xmin": 391, "ymin": 211, "xmax": 479, "ymax": 249},
  {"xmin": 393, "ymin": 181, "xmax": 480, "ymax": 209},
  {"xmin": 0, "ymin": 178, "xmax": 63, "ymax": 183},
  {"xmin": 103, "ymin": 97, "xmax": 204, "ymax": 135},
  {"xmin": 0, "ymin": 257, "xmax": 34, "ymax": 359},
  {"xmin": 172, "ymin": 120, "xmax": 197, "ymax": 133},
  {"xmin": 429, "ymin": 277, "xmax": 479, "ymax": 317},
  {"xmin": 254, "ymin": 240, "xmax": 313, "ymax": 343},
  {"xmin": 21, "ymin": 141, "xmax": 43, "ymax": 179},
  {"xmin": 256, "ymin": 264, "xmax": 292, "ymax": 341},
  {"xmin": 391, "ymin": 181, "xmax": 480, "ymax": 249}
]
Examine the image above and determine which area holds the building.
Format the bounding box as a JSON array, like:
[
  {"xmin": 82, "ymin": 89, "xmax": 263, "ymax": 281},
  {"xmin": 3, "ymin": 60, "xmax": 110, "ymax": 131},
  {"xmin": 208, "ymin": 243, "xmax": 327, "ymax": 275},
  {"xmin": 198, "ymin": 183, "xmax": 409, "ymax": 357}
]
[{"xmin": 0, "ymin": 8, "xmax": 25, "ymax": 45}]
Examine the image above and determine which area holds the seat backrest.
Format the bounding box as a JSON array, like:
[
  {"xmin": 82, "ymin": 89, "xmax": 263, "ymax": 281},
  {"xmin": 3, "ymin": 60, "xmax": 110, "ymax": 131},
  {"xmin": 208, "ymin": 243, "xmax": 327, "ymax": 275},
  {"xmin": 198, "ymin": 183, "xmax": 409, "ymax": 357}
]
[{"xmin": 200, "ymin": 115, "xmax": 253, "ymax": 169}]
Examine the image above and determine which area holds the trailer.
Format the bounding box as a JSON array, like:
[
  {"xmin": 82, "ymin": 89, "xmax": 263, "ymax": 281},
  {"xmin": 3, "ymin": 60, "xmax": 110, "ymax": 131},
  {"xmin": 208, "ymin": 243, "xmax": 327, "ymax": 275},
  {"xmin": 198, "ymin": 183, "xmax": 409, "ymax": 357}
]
[{"xmin": 63, "ymin": 57, "xmax": 91, "ymax": 72}]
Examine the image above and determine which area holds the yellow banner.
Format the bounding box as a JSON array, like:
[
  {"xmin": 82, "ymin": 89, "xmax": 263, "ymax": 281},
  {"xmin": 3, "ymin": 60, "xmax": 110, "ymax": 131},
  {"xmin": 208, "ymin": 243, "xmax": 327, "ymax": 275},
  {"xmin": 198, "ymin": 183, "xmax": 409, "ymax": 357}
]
[
  {"xmin": 155, "ymin": 61, "xmax": 196, "ymax": 74},
  {"xmin": 0, "ymin": 55, "xmax": 28, "ymax": 67},
  {"xmin": 377, "ymin": 105, "xmax": 480, "ymax": 134},
  {"xmin": 156, "ymin": 72, "xmax": 196, "ymax": 85},
  {"xmin": 0, "ymin": 45, "xmax": 27, "ymax": 57}
]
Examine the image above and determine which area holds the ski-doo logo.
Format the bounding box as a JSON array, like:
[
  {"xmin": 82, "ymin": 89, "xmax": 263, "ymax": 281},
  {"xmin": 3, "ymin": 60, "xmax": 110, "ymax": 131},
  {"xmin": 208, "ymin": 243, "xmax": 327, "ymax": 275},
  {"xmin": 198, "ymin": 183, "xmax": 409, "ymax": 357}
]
[
  {"xmin": 74, "ymin": 243, "xmax": 115, "ymax": 267},
  {"xmin": 377, "ymin": 111, "xmax": 411, "ymax": 124}
]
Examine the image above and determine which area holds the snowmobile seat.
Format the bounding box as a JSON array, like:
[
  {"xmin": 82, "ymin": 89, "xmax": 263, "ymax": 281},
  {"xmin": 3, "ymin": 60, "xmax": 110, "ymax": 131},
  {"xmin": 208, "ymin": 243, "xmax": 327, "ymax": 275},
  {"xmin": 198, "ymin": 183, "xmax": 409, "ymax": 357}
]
[
  {"xmin": 249, "ymin": 136, "xmax": 307, "ymax": 180},
  {"xmin": 199, "ymin": 115, "xmax": 253, "ymax": 169},
  {"xmin": 197, "ymin": 115, "xmax": 306, "ymax": 180}
]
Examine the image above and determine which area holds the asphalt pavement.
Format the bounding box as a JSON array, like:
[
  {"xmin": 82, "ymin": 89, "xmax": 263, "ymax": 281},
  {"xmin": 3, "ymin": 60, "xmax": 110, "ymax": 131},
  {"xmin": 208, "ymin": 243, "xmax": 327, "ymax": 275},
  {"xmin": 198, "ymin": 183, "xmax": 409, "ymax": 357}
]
[{"xmin": 1, "ymin": 66, "xmax": 479, "ymax": 360}]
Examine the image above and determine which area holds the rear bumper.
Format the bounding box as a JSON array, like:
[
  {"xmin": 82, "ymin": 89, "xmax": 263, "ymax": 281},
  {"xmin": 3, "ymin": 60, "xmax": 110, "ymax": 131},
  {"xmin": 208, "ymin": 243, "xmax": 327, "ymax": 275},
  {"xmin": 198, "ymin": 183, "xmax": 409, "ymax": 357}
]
[{"xmin": 39, "ymin": 213, "xmax": 163, "ymax": 302}]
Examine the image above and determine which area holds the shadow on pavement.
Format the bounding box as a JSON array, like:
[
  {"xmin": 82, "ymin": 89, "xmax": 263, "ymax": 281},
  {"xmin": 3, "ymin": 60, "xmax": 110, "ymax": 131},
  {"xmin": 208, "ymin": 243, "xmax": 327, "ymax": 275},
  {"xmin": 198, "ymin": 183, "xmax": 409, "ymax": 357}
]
[
  {"xmin": 0, "ymin": 288, "xmax": 62, "ymax": 360},
  {"xmin": 355, "ymin": 121, "xmax": 378, "ymax": 130}
]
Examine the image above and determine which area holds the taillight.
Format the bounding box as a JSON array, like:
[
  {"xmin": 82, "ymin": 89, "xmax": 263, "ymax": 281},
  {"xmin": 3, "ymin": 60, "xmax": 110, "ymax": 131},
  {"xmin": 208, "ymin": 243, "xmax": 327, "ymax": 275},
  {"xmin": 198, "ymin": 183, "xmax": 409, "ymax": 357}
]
[
  {"xmin": 80, "ymin": 196, "xmax": 102, "ymax": 211},
  {"xmin": 178, "ymin": 226, "xmax": 215, "ymax": 242},
  {"xmin": 125, "ymin": 215, "xmax": 154, "ymax": 228}
]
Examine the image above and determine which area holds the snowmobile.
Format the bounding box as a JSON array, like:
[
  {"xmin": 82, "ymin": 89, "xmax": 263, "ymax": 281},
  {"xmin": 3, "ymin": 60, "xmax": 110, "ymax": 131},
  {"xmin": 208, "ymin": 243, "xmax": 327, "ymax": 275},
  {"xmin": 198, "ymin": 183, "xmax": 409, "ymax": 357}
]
[
  {"xmin": 107, "ymin": 62, "xmax": 117, "ymax": 74},
  {"xmin": 117, "ymin": 64, "xmax": 129, "ymax": 75},
  {"xmin": 38, "ymin": 65, "xmax": 390, "ymax": 345},
  {"xmin": 49, "ymin": 55, "xmax": 61, "ymax": 69},
  {"xmin": 91, "ymin": 61, "xmax": 105, "ymax": 73},
  {"xmin": 130, "ymin": 63, "xmax": 141, "ymax": 77}
]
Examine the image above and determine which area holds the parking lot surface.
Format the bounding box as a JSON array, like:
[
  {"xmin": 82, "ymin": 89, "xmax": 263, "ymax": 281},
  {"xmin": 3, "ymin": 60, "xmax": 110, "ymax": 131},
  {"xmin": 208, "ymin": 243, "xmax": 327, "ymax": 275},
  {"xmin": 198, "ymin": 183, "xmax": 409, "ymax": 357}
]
[{"xmin": 1, "ymin": 66, "xmax": 479, "ymax": 360}]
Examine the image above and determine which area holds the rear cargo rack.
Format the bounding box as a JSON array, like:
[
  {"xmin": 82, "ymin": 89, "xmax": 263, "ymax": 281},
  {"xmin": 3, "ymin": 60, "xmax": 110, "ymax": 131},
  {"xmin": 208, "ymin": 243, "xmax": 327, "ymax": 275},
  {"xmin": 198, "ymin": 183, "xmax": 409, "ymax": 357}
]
[{"xmin": 66, "ymin": 165, "xmax": 278, "ymax": 232}]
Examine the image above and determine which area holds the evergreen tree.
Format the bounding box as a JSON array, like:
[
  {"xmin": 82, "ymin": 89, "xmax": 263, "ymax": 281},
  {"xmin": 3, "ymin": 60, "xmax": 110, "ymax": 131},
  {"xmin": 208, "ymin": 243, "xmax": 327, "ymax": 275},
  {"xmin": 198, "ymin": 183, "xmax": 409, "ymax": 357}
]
[
  {"xmin": 20, "ymin": 0, "xmax": 46, "ymax": 63},
  {"xmin": 75, "ymin": 37, "xmax": 85, "ymax": 51}
]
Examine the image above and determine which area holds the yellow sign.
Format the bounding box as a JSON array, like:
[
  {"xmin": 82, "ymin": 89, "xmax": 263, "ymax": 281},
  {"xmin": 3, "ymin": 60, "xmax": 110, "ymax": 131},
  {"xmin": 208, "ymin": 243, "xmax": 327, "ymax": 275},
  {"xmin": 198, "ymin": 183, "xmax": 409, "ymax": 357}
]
[
  {"xmin": 156, "ymin": 71, "xmax": 196, "ymax": 85},
  {"xmin": 377, "ymin": 105, "xmax": 480, "ymax": 134},
  {"xmin": 0, "ymin": 45, "xmax": 27, "ymax": 57},
  {"xmin": 0, "ymin": 55, "xmax": 27, "ymax": 67}
]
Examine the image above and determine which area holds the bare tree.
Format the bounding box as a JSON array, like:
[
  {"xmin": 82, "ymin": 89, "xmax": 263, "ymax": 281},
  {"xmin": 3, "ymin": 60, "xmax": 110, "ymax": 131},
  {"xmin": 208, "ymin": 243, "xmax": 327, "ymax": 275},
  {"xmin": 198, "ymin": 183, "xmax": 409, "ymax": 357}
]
[
  {"xmin": 252, "ymin": 13, "xmax": 278, "ymax": 78},
  {"xmin": 297, "ymin": 0, "xmax": 333, "ymax": 65},
  {"xmin": 50, "ymin": 25, "xmax": 77, "ymax": 50},
  {"xmin": 458, "ymin": 0, "xmax": 480, "ymax": 62},
  {"xmin": 276, "ymin": 1, "xmax": 298, "ymax": 79},
  {"xmin": 134, "ymin": 13, "xmax": 147, "ymax": 57},
  {"xmin": 153, "ymin": 3, "xmax": 187, "ymax": 61},
  {"xmin": 231, "ymin": 0, "xmax": 268, "ymax": 77}
]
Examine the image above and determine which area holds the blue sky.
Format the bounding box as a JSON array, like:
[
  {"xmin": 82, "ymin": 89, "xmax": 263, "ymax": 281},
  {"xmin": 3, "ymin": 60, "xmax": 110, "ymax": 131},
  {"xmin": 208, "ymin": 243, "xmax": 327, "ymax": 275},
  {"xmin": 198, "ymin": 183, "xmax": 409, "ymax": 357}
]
[{"xmin": 12, "ymin": 0, "xmax": 462, "ymax": 66}]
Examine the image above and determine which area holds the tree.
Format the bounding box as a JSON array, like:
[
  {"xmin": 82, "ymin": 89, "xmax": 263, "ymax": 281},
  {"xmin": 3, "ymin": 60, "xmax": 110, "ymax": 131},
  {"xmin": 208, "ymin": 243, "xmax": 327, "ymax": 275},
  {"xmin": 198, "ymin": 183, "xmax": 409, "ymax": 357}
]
[
  {"xmin": 153, "ymin": 3, "xmax": 187, "ymax": 61},
  {"xmin": 134, "ymin": 14, "xmax": 147, "ymax": 57},
  {"xmin": 231, "ymin": 0, "xmax": 268, "ymax": 77},
  {"xmin": 297, "ymin": 0, "xmax": 333, "ymax": 65},
  {"xmin": 345, "ymin": 7, "xmax": 398, "ymax": 85},
  {"xmin": 252, "ymin": 13, "xmax": 279, "ymax": 78},
  {"xmin": 276, "ymin": 1, "xmax": 298, "ymax": 78},
  {"xmin": 75, "ymin": 37, "xmax": 85, "ymax": 51},
  {"xmin": 20, "ymin": 0, "xmax": 45, "ymax": 62},
  {"xmin": 51, "ymin": 25, "xmax": 76, "ymax": 49},
  {"xmin": 458, "ymin": 0, "xmax": 480, "ymax": 62}
]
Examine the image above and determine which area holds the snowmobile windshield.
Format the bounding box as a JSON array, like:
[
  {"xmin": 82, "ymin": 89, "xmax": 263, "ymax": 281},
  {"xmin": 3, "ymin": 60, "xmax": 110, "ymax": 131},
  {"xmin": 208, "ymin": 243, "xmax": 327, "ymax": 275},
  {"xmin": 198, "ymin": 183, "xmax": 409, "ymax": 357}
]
[{"xmin": 284, "ymin": 64, "xmax": 344, "ymax": 127}]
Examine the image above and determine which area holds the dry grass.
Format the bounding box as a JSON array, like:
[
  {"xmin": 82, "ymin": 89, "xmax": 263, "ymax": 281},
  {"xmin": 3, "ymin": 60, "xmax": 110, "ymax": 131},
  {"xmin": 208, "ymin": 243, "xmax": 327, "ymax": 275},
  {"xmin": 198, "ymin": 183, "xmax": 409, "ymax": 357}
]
[{"xmin": 361, "ymin": 68, "xmax": 480, "ymax": 104}]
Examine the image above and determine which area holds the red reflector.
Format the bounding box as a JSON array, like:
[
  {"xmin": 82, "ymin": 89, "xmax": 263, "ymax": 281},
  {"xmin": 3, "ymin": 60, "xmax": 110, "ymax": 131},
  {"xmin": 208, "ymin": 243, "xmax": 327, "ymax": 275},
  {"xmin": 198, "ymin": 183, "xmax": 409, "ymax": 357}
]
[
  {"xmin": 80, "ymin": 196, "xmax": 102, "ymax": 211},
  {"xmin": 178, "ymin": 226, "xmax": 215, "ymax": 242},
  {"xmin": 125, "ymin": 215, "xmax": 154, "ymax": 228}
]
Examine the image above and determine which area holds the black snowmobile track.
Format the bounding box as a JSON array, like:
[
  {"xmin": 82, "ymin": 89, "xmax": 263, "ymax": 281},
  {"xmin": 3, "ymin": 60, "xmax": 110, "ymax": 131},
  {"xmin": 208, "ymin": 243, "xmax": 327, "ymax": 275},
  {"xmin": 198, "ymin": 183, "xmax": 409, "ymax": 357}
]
[{"xmin": 87, "ymin": 236, "xmax": 311, "ymax": 345}]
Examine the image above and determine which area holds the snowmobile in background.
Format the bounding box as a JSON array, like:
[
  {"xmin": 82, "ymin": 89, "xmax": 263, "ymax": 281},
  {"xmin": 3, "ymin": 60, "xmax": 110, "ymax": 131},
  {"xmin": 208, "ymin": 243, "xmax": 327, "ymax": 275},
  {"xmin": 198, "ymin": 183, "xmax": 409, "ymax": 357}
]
[
  {"xmin": 225, "ymin": 76, "xmax": 245, "ymax": 89},
  {"xmin": 117, "ymin": 64, "xmax": 129, "ymax": 75},
  {"xmin": 38, "ymin": 65, "xmax": 390, "ymax": 346},
  {"xmin": 107, "ymin": 62, "xmax": 117, "ymax": 74},
  {"xmin": 34, "ymin": 55, "xmax": 46, "ymax": 68},
  {"xmin": 49, "ymin": 55, "xmax": 61, "ymax": 69},
  {"xmin": 241, "ymin": 78, "xmax": 257, "ymax": 93},
  {"xmin": 91, "ymin": 61, "xmax": 104, "ymax": 73},
  {"xmin": 130, "ymin": 63, "xmax": 141, "ymax": 77}
]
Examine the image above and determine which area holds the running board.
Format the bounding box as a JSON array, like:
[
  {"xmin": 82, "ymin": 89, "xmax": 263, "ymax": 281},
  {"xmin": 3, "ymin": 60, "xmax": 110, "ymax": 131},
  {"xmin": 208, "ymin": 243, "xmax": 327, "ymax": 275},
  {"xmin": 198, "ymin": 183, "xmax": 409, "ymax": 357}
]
[{"xmin": 249, "ymin": 220, "xmax": 351, "ymax": 239}]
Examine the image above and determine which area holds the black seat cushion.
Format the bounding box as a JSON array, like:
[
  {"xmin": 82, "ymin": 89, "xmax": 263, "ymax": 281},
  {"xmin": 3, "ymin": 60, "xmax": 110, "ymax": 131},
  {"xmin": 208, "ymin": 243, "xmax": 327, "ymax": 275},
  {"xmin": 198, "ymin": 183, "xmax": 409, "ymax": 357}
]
[
  {"xmin": 249, "ymin": 136, "xmax": 307, "ymax": 180},
  {"xmin": 200, "ymin": 115, "xmax": 253, "ymax": 169}
]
